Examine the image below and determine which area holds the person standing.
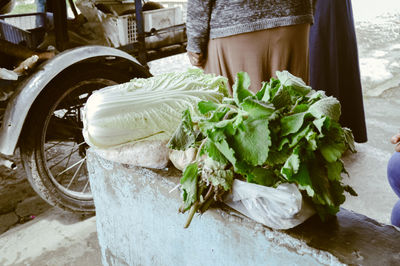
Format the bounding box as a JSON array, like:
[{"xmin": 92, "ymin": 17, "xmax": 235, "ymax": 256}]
[
  {"xmin": 309, "ymin": 0, "xmax": 367, "ymax": 143},
  {"xmin": 186, "ymin": 0, "xmax": 315, "ymax": 94},
  {"xmin": 388, "ymin": 133, "xmax": 400, "ymax": 227}
]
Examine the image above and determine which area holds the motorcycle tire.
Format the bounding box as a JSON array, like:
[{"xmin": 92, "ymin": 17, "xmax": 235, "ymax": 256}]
[{"xmin": 20, "ymin": 63, "xmax": 149, "ymax": 213}]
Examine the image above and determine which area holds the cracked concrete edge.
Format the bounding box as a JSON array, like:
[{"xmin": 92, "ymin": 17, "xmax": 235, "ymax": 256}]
[{"xmin": 0, "ymin": 194, "xmax": 51, "ymax": 235}]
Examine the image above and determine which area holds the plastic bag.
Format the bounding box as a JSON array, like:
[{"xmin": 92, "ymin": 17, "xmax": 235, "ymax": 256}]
[
  {"xmin": 93, "ymin": 140, "xmax": 169, "ymax": 169},
  {"xmin": 168, "ymin": 148, "xmax": 197, "ymax": 171},
  {"xmin": 224, "ymin": 179, "xmax": 315, "ymax": 230},
  {"xmin": 75, "ymin": 0, "xmax": 119, "ymax": 46}
]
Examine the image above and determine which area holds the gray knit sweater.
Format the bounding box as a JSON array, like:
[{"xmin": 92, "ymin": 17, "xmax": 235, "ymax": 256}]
[{"xmin": 186, "ymin": 0, "xmax": 314, "ymax": 53}]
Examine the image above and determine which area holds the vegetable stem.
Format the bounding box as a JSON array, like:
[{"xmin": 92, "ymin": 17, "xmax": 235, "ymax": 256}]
[
  {"xmin": 184, "ymin": 201, "xmax": 200, "ymax": 228},
  {"xmin": 199, "ymin": 197, "xmax": 215, "ymax": 213},
  {"xmin": 195, "ymin": 138, "xmax": 208, "ymax": 161},
  {"xmin": 198, "ymin": 186, "xmax": 215, "ymax": 213},
  {"xmin": 204, "ymin": 185, "xmax": 213, "ymax": 199}
]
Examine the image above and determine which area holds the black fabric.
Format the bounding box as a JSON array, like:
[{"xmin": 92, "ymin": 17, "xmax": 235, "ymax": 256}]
[{"xmin": 309, "ymin": 0, "xmax": 367, "ymax": 143}]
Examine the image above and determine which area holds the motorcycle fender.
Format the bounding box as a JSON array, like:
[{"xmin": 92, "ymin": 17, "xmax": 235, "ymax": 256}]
[{"xmin": 0, "ymin": 45, "xmax": 144, "ymax": 155}]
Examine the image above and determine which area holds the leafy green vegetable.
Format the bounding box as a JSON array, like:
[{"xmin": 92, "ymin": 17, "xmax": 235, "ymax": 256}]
[
  {"xmin": 232, "ymin": 119, "xmax": 271, "ymax": 166},
  {"xmin": 233, "ymin": 72, "xmax": 254, "ymax": 105},
  {"xmin": 280, "ymin": 112, "xmax": 307, "ymax": 136},
  {"xmin": 168, "ymin": 110, "xmax": 197, "ymax": 150},
  {"xmin": 83, "ymin": 69, "xmax": 228, "ymax": 148},
  {"xmin": 169, "ymin": 70, "xmax": 356, "ymax": 227},
  {"xmin": 180, "ymin": 163, "xmax": 199, "ymax": 211},
  {"xmin": 308, "ymin": 97, "xmax": 341, "ymax": 122}
]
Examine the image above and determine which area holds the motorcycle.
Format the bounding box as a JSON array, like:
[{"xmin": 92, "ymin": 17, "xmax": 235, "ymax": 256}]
[{"xmin": 0, "ymin": 0, "xmax": 186, "ymax": 213}]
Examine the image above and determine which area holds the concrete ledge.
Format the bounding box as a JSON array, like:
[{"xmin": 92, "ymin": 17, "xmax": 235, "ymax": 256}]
[{"xmin": 87, "ymin": 150, "xmax": 400, "ymax": 266}]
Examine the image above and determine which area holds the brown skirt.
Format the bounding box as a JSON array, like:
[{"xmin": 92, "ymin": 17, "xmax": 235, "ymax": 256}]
[{"xmin": 203, "ymin": 23, "xmax": 310, "ymax": 94}]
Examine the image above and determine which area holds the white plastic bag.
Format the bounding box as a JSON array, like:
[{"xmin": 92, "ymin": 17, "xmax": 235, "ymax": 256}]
[
  {"xmin": 168, "ymin": 148, "xmax": 197, "ymax": 171},
  {"xmin": 93, "ymin": 140, "xmax": 169, "ymax": 169},
  {"xmin": 224, "ymin": 179, "xmax": 315, "ymax": 230}
]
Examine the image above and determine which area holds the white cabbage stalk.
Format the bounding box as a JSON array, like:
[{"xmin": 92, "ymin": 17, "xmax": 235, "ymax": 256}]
[{"xmin": 83, "ymin": 69, "xmax": 228, "ymax": 149}]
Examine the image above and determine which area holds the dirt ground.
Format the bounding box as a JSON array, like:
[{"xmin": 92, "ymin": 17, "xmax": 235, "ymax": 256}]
[{"xmin": 0, "ymin": 152, "xmax": 51, "ymax": 235}]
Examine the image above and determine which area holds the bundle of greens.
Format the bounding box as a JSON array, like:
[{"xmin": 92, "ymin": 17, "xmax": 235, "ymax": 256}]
[{"xmin": 168, "ymin": 71, "xmax": 357, "ymax": 228}]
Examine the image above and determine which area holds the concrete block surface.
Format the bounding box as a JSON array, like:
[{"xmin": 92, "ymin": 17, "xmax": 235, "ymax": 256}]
[{"xmin": 88, "ymin": 150, "xmax": 400, "ymax": 266}]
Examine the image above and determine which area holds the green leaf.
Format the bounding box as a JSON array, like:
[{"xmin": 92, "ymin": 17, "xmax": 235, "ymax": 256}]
[
  {"xmin": 305, "ymin": 130, "xmax": 318, "ymax": 151},
  {"xmin": 320, "ymin": 142, "xmax": 346, "ymax": 163},
  {"xmin": 261, "ymin": 78, "xmax": 276, "ymax": 102},
  {"xmin": 303, "ymin": 158, "xmax": 348, "ymax": 217},
  {"xmin": 168, "ymin": 110, "xmax": 197, "ymax": 150},
  {"xmin": 319, "ymin": 121, "xmax": 347, "ymax": 162},
  {"xmin": 207, "ymin": 106, "xmax": 230, "ymax": 122},
  {"xmin": 325, "ymin": 160, "xmax": 344, "ymax": 181},
  {"xmin": 270, "ymin": 85, "xmax": 293, "ymax": 109},
  {"xmin": 198, "ymin": 107, "xmax": 230, "ymax": 133},
  {"xmin": 313, "ymin": 116, "xmax": 327, "ymax": 135},
  {"xmin": 222, "ymin": 97, "xmax": 236, "ymax": 105},
  {"xmin": 266, "ymin": 149, "xmax": 291, "ymax": 165},
  {"xmin": 329, "ymin": 180, "xmax": 346, "ymax": 206},
  {"xmin": 281, "ymin": 147, "xmax": 301, "ymax": 180},
  {"xmin": 278, "ymin": 137, "xmax": 290, "ymax": 151},
  {"xmin": 289, "ymin": 124, "xmax": 312, "ymax": 148},
  {"xmin": 240, "ymin": 98, "xmax": 275, "ymax": 119},
  {"xmin": 180, "ymin": 163, "xmax": 199, "ymax": 211},
  {"xmin": 271, "ymin": 86, "xmax": 293, "ymax": 109},
  {"xmin": 307, "ymin": 90, "xmax": 327, "ymax": 105},
  {"xmin": 233, "ymin": 72, "xmax": 254, "ymax": 105},
  {"xmin": 293, "ymin": 162, "xmax": 315, "ymax": 198},
  {"xmin": 204, "ymin": 139, "xmax": 228, "ymax": 165},
  {"xmin": 247, "ymin": 167, "xmax": 280, "ymax": 187},
  {"xmin": 343, "ymin": 127, "xmax": 356, "ymax": 153},
  {"xmin": 232, "ymin": 119, "xmax": 271, "ymax": 166},
  {"xmin": 280, "ymin": 112, "xmax": 307, "ymax": 136},
  {"xmin": 276, "ymin": 70, "xmax": 311, "ymax": 96},
  {"xmin": 344, "ymin": 185, "xmax": 358, "ymax": 196},
  {"xmin": 292, "ymin": 104, "xmax": 309, "ymax": 113},
  {"xmin": 208, "ymin": 133, "xmax": 237, "ymax": 167},
  {"xmin": 308, "ymin": 97, "xmax": 341, "ymax": 122},
  {"xmin": 198, "ymin": 101, "xmax": 219, "ymax": 114},
  {"xmin": 256, "ymin": 82, "xmax": 267, "ymax": 100}
]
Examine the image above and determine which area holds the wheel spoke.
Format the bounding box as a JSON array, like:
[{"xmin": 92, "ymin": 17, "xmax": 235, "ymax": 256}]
[
  {"xmin": 46, "ymin": 141, "xmax": 86, "ymax": 166},
  {"xmin": 45, "ymin": 140, "xmax": 73, "ymax": 152},
  {"xmin": 57, "ymin": 157, "xmax": 85, "ymax": 179},
  {"xmin": 48, "ymin": 146, "xmax": 80, "ymax": 168},
  {"xmin": 64, "ymin": 142, "xmax": 76, "ymax": 171},
  {"xmin": 66, "ymin": 157, "xmax": 86, "ymax": 189},
  {"xmin": 81, "ymin": 179, "xmax": 90, "ymax": 193}
]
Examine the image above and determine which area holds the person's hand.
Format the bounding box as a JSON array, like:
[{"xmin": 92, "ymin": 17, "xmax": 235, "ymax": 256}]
[
  {"xmin": 391, "ymin": 133, "xmax": 400, "ymax": 152},
  {"xmin": 187, "ymin": 51, "xmax": 205, "ymax": 67}
]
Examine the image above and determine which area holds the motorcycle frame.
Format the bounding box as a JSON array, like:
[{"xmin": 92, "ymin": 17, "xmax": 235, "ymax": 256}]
[
  {"xmin": 0, "ymin": 0, "xmax": 186, "ymax": 159},
  {"xmin": 0, "ymin": 45, "xmax": 145, "ymax": 156}
]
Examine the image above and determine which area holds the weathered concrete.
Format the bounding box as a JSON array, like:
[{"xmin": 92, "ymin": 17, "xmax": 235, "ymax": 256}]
[
  {"xmin": 0, "ymin": 212, "xmax": 18, "ymax": 234},
  {"xmin": 87, "ymin": 150, "xmax": 400, "ymax": 266},
  {"xmin": 0, "ymin": 207, "xmax": 101, "ymax": 266}
]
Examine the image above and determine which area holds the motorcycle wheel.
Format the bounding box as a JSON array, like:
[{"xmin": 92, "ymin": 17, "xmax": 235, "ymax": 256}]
[{"xmin": 20, "ymin": 63, "xmax": 149, "ymax": 212}]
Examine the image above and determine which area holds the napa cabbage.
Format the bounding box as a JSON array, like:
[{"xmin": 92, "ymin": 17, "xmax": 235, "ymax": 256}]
[{"xmin": 82, "ymin": 69, "xmax": 228, "ymax": 148}]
